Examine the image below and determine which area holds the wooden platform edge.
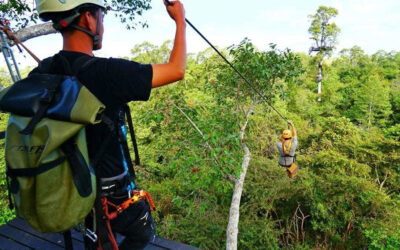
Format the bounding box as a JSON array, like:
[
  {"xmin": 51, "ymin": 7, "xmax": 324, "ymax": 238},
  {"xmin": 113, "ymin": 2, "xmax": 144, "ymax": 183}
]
[{"xmin": 0, "ymin": 218, "xmax": 201, "ymax": 250}]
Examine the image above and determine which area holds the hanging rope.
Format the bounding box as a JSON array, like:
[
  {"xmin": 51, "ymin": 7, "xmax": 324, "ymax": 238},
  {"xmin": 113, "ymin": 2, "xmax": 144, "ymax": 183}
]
[
  {"xmin": 165, "ymin": 0, "xmax": 289, "ymax": 122},
  {"xmin": 0, "ymin": 19, "xmax": 40, "ymax": 63}
]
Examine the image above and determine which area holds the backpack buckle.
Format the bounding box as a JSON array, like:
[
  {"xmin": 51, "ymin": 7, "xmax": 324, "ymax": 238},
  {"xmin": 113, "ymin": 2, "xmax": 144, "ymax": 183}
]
[
  {"xmin": 75, "ymin": 223, "xmax": 98, "ymax": 243},
  {"xmin": 85, "ymin": 228, "xmax": 98, "ymax": 243}
]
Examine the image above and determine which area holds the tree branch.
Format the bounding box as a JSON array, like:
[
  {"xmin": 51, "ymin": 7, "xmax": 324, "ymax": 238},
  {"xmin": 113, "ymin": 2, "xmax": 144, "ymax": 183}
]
[
  {"xmin": 380, "ymin": 173, "xmax": 389, "ymax": 191},
  {"xmin": 173, "ymin": 103, "xmax": 220, "ymax": 166},
  {"xmin": 8, "ymin": 23, "xmax": 57, "ymax": 45}
]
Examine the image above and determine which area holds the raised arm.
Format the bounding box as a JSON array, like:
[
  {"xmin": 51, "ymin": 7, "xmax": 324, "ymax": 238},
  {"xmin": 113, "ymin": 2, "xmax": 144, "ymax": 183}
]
[
  {"xmin": 288, "ymin": 121, "xmax": 297, "ymax": 138},
  {"xmin": 151, "ymin": 0, "xmax": 186, "ymax": 88}
]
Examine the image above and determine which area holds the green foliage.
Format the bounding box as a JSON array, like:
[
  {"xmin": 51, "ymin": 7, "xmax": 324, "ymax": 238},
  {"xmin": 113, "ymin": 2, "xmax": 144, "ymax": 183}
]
[
  {"xmin": 130, "ymin": 40, "xmax": 173, "ymax": 64},
  {"xmin": 365, "ymin": 229, "xmax": 400, "ymax": 250},
  {"xmin": 119, "ymin": 39, "xmax": 400, "ymax": 249},
  {"xmin": 217, "ymin": 38, "xmax": 304, "ymax": 105},
  {"xmin": 0, "ymin": 39, "xmax": 399, "ymax": 249},
  {"xmin": 0, "ymin": 110, "xmax": 12, "ymax": 224}
]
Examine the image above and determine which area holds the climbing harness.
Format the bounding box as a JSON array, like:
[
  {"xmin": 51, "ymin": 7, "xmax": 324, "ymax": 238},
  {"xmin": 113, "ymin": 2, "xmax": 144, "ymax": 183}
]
[
  {"xmin": 102, "ymin": 190, "xmax": 155, "ymax": 221},
  {"xmin": 165, "ymin": 0, "xmax": 289, "ymax": 122},
  {"xmin": 282, "ymin": 140, "xmax": 292, "ymax": 156},
  {"xmin": 281, "ymin": 139, "xmax": 298, "ymax": 178},
  {"xmin": 96, "ymin": 189, "xmax": 155, "ymax": 249}
]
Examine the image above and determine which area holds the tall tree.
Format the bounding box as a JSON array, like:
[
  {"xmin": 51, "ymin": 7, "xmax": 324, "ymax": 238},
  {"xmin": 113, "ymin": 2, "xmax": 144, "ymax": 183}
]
[
  {"xmin": 308, "ymin": 6, "xmax": 340, "ymax": 101},
  {"xmin": 217, "ymin": 39, "xmax": 304, "ymax": 250}
]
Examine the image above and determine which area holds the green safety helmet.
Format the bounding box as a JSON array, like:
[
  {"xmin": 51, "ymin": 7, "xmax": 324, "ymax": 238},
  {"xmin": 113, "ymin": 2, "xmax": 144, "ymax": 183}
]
[
  {"xmin": 35, "ymin": 0, "xmax": 106, "ymax": 49},
  {"xmin": 36, "ymin": 0, "xmax": 106, "ymax": 19}
]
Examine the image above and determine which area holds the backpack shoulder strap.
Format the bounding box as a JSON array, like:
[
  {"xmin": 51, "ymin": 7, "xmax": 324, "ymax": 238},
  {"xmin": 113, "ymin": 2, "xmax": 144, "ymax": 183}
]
[
  {"xmin": 38, "ymin": 53, "xmax": 96, "ymax": 76},
  {"xmin": 37, "ymin": 57, "xmax": 54, "ymax": 74},
  {"xmin": 71, "ymin": 56, "xmax": 98, "ymax": 76},
  {"xmin": 116, "ymin": 105, "xmax": 138, "ymax": 181}
]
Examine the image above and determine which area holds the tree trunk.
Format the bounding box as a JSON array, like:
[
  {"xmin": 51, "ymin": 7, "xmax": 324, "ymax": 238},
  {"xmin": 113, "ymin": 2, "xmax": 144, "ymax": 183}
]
[
  {"xmin": 368, "ymin": 101, "xmax": 373, "ymax": 127},
  {"xmin": 317, "ymin": 61, "xmax": 323, "ymax": 102},
  {"xmin": 226, "ymin": 101, "xmax": 257, "ymax": 250}
]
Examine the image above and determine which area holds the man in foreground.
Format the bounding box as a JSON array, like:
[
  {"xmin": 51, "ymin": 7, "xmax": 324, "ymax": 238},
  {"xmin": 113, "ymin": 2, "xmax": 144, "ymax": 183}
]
[{"xmin": 33, "ymin": 0, "xmax": 186, "ymax": 248}]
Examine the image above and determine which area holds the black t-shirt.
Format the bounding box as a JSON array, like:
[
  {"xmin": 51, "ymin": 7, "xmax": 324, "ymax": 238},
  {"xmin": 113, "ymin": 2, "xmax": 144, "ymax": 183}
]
[{"xmin": 30, "ymin": 51, "xmax": 152, "ymax": 178}]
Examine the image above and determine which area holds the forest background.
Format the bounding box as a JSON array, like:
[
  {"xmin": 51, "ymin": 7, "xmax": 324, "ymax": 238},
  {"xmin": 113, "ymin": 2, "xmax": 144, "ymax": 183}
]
[{"xmin": 0, "ymin": 1, "xmax": 400, "ymax": 249}]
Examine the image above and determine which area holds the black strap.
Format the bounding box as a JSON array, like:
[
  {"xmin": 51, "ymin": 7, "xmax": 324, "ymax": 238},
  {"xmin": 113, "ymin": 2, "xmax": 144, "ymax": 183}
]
[
  {"xmin": 63, "ymin": 230, "xmax": 73, "ymax": 250},
  {"xmin": 118, "ymin": 124, "xmax": 135, "ymax": 180},
  {"xmin": 84, "ymin": 114, "xmax": 115, "ymax": 250},
  {"xmin": 6, "ymin": 157, "xmax": 66, "ymax": 177},
  {"xmin": 124, "ymin": 105, "xmax": 140, "ymax": 166},
  {"xmin": 6, "ymin": 157, "xmax": 66, "ymax": 198},
  {"xmin": 117, "ymin": 106, "xmax": 136, "ymax": 180},
  {"xmin": 5, "ymin": 175, "xmax": 14, "ymax": 210},
  {"xmin": 37, "ymin": 57, "xmax": 54, "ymax": 74},
  {"xmin": 0, "ymin": 131, "xmax": 5, "ymax": 140},
  {"xmin": 93, "ymin": 177, "xmax": 114, "ymax": 250},
  {"xmin": 57, "ymin": 54, "xmax": 74, "ymax": 75},
  {"xmin": 71, "ymin": 56, "xmax": 98, "ymax": 76},
  {"xmin": 19, "ymin": 81, "xmax": 59, "ymax": 135},
  {"xmin": 91, "ymin": 115, "xmax": 115, "ymax": 168},
  {"xmin": 61, "ymin": 139, "xmax": 93, "ymax": 198}
]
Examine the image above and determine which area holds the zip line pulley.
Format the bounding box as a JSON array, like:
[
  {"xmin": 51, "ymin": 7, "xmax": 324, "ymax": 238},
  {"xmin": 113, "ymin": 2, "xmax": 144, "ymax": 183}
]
[{"xmin": 165, "ymin": 0, "xmax": 289, "ymax": 122}]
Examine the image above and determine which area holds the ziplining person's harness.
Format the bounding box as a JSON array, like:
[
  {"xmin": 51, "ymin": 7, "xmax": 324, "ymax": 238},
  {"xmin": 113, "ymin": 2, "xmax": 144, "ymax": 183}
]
[
  {"xmin": 281, "ymin": 139, "xmax": 298, "ymax": 179},
  {"xmin": 0, "ymin": 22, "xmax": 155, "ymax": 249},
  {"xmin": 282, "ymin": 139, "xmax": 295, "ymax": 166}
]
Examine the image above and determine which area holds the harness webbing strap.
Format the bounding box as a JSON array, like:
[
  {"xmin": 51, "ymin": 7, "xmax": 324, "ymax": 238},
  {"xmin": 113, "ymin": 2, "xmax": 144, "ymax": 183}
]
[
  {"xmin": 63, "ymin": 230, "xmax": 73, "ymax": 250},
  {"xmin": 91, "ymin": 115, "xmax": 115, "ymax": 168},
  {"xmin": 124, "ymin": 105, "xmax": 140, "ymax": 166},
  {"xmin": 118, "ymin": 125, "xmax": 135, "ymax": 180},
  {"xmin": 282, "ymin": 140, "xmax": 292, "ymax": 156},
  {"xmin": 94, "ymin": 180, "xmax": 116, "ymax": 250},
  {"xmin": 61, "ymin": 139, "xmax": 93, "ymax": 198},
  {"xmin": 117, "ymin": 105, "xmax": 137, "ymax": 180},
  {"xmin": 5, "ymin": 174, "xmax": 14, "ymax": 209}
]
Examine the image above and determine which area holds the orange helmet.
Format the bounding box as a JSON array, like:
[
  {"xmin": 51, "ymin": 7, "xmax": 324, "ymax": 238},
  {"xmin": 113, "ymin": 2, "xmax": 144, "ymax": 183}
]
[{"xmin": 282, "ymin": 129, "xmax": 292, "ymax": 139}]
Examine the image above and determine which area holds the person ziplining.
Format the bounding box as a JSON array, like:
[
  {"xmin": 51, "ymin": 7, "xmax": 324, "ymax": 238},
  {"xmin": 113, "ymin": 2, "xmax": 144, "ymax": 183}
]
[{"xmin": 276, "ymin": 121, "xmax": 299, "ymax": 178}]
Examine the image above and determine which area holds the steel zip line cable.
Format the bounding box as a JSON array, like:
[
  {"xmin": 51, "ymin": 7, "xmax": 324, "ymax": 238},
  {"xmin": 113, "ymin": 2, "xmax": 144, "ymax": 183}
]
[{"xmin": 165, "ymin": 0, "xmax": 289, "ymax": 122}]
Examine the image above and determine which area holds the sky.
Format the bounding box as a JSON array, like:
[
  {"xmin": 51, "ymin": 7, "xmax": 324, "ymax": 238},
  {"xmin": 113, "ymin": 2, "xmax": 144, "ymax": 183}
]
[{"xmin": 1, "ymin": 0, "xmax": 400, "ymax": 68}]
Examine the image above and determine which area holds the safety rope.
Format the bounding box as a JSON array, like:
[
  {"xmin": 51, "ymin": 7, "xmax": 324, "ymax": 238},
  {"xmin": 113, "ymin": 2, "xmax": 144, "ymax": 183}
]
[
  {"xmin": 165, "ymin": 0, "xmax": 288, "ymax": 122},
  {"xmin": 0, "ymin": 19, "xmax": 40, "ymax": 63}
]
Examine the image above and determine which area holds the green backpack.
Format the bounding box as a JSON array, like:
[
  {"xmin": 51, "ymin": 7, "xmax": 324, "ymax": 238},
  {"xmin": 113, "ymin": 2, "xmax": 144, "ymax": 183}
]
[{"xmin": 0, "ymin": 56, "xmax": 105, "ymax": 233}]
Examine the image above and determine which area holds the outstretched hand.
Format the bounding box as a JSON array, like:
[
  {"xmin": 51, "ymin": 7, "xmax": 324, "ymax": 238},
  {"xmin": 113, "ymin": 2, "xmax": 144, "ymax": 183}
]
[{"xmin": 164, "ymin": 0, "xmax": 185, "ymax": 24}]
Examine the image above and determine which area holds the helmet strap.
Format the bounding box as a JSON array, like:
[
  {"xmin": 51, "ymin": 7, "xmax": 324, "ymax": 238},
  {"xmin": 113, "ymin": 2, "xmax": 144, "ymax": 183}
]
[
  {"xmin": 70, "ymin": 24, "xmax": 99, "ymax": 49},
  {"xmin": 57, "ymin": 9, "xmax": 101, "ymax": 50}
]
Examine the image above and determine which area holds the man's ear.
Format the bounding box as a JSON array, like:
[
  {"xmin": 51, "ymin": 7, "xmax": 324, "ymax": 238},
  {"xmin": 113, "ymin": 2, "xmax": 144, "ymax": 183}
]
[{"xmin": 80, "ymin": 11, "xmax": 96, "ymax": 32}]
